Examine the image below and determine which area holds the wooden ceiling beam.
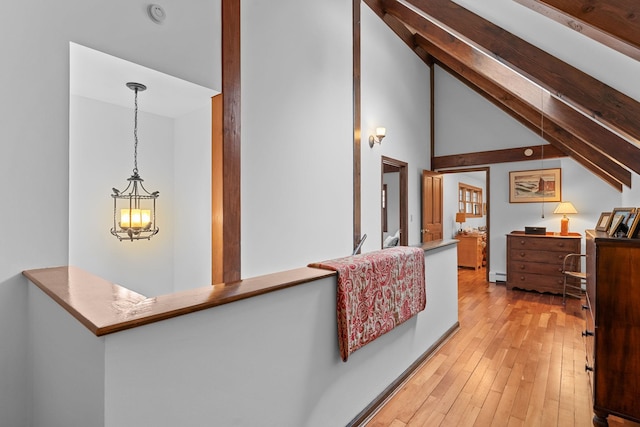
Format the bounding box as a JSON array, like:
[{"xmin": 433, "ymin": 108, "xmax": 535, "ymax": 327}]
[
  {"xmin": 432, "ymin": 145, "xmax": 565, "ymax": 168},
  {"xmin": 367, "ymin": 0, "xmax": 433, "ymax": 65},
  {"xmin": 514, "ymin": 0, "xmax": 640, "ymax": 61},
  {"xmin": 412, "ymin": 31, "xmax": 631, "ymax": 187},
  {"xmin": 365, "ymin": 0, "xmax": 633, "ymax": 190},
  {"xmin": 380, "ymin": 0, "xmax": 640, "ymax": 181},
  {"xmin": 400, "ymin": 0, "xmax": 640, "ymax": 149},
  {"xmin": 541, "ymin": 124, "xmax": 626, "ymax": 190},
  {"xmin": 432, "ymin": 58, "xmax": 629, "ymax": 189}
]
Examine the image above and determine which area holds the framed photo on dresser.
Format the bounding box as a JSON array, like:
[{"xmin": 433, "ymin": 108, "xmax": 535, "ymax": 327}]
[
  {"xmin": 608, "ymin": 214, "xmax": 624, "ymax": 237},
  {"xmin": 595, "ymin": 212, "xmax": 612, "ymax": 232},
  {"xmin": 627, "ymin": 211, "xmax": 640, "ymax": 238},
  {"xmin": 608, "ymin": 207, "xmax": 635, "ymax": 237}
]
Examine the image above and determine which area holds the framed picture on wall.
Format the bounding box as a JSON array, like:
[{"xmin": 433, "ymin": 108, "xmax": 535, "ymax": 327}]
[{"xmin": 509, "ymin": 168, "xmax": 561, "ymax": 203}]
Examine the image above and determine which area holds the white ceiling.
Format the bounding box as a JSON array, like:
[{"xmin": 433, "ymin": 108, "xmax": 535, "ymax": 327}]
[{"xmin": 70, "ymin": 42, "xmax": 218, "ymax": 119}]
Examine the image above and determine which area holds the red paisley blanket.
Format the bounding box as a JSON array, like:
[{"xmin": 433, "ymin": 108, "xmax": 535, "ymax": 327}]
[{"xmin": 309, "ymin": 246, "xmax": 426, "ymax": 361}]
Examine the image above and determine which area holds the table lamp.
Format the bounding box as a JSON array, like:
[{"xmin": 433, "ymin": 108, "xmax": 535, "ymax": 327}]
[
  {"xmin": 455, "ymin": 212, "xmax": 466, "ymax": 233},
  {"xmin": 553, "ymin": 202, "xmax": 577, "ymax": 236}
]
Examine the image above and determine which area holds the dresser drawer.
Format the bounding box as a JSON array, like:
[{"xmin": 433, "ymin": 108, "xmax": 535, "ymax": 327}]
[
  {"xmin": 508, "ymin": 260, "xmax": 564, "ymax": 276},
  {"xmin": 509, "ymin": 248, "xmax": 566, "ymax": 264},
  {"xmin": 509, "ymin": 236, "xmax": 577, "ymax": 252},
  {"xmin": 507, "ymin": 272, "xmax": 564, "ymax": 293}
]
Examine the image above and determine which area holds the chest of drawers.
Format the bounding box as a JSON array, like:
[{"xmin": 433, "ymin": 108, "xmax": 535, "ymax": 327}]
[
  {"xmin": 585, "ymin": 230, "xmax": 640, "ymax": 426},
  {"xmin": 506, "ymin": 231, "xmax": 581, "ymax": 294},
  {"xmin": 455, "ymin": 233, "xmax": 485, "ymax": 270}
]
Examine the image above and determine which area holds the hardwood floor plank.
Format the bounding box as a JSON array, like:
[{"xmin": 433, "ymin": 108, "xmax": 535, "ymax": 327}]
[
  {"xmin": 473, "ymin": 389, "xmax": 502, "ymax": 426},
  {"xmin": 364, "ymin": 268, "xmax": 640, "ymax": 427}
]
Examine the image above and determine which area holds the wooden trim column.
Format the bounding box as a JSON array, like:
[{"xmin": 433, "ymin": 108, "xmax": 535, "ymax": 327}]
[
  {"xmin": 353, "ymin": 0, "xmax": 362, "ymax": 253},
  {"xmin": 212, "ymin": 0, "xmax": 241, "ymax": 284}
]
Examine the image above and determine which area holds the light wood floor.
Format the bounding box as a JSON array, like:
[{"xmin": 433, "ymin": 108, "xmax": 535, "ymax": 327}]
[{"xmin": 365, "ymin": 268, "xmax": 640, "ymax": 427}]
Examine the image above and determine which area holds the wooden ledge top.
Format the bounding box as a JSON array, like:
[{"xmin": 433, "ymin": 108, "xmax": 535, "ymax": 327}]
[
  {"xmin": 415, "ymin": 239, "xmax": 459, "ymax": 251},
  {"xmin": 22, "ymin": 244, "xmax": 457, "ymax": 337},
  {"xmin": 23, "ymin": 266, "xmax": 336, "ymax": 336}
]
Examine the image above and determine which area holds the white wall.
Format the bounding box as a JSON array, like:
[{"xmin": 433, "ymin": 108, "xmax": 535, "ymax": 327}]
[
  {"xmin": 434, "ymin": 67, "xmax": 544, "ymax": 156},
  {"xmin": 1, "ymin": 1, "xmax": 219, "ymax": 423},
  {"xmin": 173, "ymin": 106, "xmax": 212, "ymax": 291},
  {"xmin": 29, "ymin": 285, "xmax": 106, "ymax": 427},
  {"xmin": 360, "ymin": 4, "xmax": 431, "ymax": 253},
  {"xmin": 240, "ymin": 0, "xmax": 353, "ymax": 277}
]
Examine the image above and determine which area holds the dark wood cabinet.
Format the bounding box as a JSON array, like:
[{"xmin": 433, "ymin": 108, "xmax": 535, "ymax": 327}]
[
  {"xmin": 506, "ymin": 231, "xmax": 581, "ymax": 294},
  {"xmin": 585, "ymin": 230, "xmax": 640, "ymax": 426}
]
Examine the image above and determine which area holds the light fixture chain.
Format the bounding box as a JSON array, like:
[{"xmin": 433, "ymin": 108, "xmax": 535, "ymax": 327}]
[{"xmin": 133, "ymin": 87, "xmax": 139, "ymax": 175}]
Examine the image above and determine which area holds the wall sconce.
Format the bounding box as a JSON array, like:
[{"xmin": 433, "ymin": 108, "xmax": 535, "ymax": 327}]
[
  {"xmin": 553, "ymin": 201, "xmax": 577, "ymax": 236},
  {"xmin": 110, "ymin": 82, "xmax": 160, "ymax": 241},
  {"xmin": 368, "ymin": 127, "xmax": 386, "ymax": 148},
  {"xmin": 455, "ymin": 212, "xmax": 466, "ymax": 233}
]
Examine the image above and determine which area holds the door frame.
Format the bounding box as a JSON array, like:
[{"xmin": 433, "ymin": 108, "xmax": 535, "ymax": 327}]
[
  {"xmin": 381, "ymin": 156, "xmax": 408, "ymax": 247},
  {"xmin": 438, "ymin": 167, "xmax": 490, "ymax": 282}
]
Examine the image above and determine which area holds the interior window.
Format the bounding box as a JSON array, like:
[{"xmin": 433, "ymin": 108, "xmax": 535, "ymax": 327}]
[{"xmin": 458, "ymin": 183, "xmax": 482, "ymax": 218}]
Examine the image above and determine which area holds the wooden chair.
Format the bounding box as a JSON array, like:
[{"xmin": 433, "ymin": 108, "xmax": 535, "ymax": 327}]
[{"xmin": 562, "ymin": 253, "xmax": 586, "ymax": 304}]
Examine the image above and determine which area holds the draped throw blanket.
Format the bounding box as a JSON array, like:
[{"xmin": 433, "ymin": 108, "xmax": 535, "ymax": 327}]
[{"xmin": 309, "ymin": 246, "xmax": 426, "ymax": 362}]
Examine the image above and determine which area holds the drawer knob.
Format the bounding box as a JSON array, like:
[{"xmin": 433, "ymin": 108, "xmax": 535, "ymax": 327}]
[
  {"xmin": 585, "ymin": 364, "xmax": 594, "ymax": 372},
  {"xmin": 519, "ymin": 252, "xmax": 525, "ymax": 257},
  {"xmin": 519, "ymin": 264, "xmax": 525, "ymax": 270},
  {"xmin": 581, "ymin": 304, "xmax": 589, "ymax": 311},
  {"xmin": 582, "ymin": 330, "xmax": 594, "ymax": 337},
  {"xmin": 519, "ymin": 240, "xmax": 525, "ymax": 245},
  {"xmin": 519, "ymin": 276, "xmax": 525, "ymax": 281}
]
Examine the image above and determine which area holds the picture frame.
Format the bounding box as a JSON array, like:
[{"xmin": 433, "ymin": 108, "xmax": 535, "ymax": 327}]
[
  {"xmin": 509, "ymin": 168, "xmax": 561, "ymax": 203},
  {"xmin": 595, "ymin": 212, "xmax": 612, "ymax": 232},
  {"xmin": 608, "ymin": 213, "xmax": 625, "ymax": 237},
  {"xmin": 628, "ymin": 211, "xmax": 640, "ymax": 238},
  {"xmin": 611, "ymin": 207, "xmax": 635, "ymax": 228}
]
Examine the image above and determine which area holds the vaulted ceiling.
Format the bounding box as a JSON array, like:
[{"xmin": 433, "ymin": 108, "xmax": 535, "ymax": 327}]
[{"xmin": 365, "ymin": 0, "xmax": 640, "ymax": 191}]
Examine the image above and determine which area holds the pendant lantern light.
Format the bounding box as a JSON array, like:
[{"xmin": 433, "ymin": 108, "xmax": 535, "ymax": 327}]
[{"xmin": 110, "ymin": 82, "xmax": 159, "ymax": 241}]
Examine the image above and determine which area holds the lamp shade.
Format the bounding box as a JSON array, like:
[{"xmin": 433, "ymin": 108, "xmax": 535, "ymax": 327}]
[
  {"xmin": 553, "ymin": 202, "xmax": 578, "ymax": 215},
  {"xmin": 455, "ymin": 212, "xmax": 466, "ymax": 223}
]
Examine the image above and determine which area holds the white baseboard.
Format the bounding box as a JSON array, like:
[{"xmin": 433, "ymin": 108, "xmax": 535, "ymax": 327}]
[{"xmin": 489, "ymin": 271, "xmax": 506, "ymax": 283}]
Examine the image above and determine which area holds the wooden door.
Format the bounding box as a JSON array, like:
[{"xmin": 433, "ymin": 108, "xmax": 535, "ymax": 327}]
[{"xmin": 421, "ymin": 170, "xmax": 443, "ymax": 242}]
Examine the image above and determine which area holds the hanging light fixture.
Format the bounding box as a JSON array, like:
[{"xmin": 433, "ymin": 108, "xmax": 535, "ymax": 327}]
[{"xmin": 110, "ymin": 82, "xmax": 159, "ymax": 241}]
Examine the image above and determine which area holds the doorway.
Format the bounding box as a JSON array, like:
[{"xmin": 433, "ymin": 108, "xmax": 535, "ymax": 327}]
[
  {"xmin": 440, "ymin": 167, "xmax": 490, "ymax": 282},
  {"xmin": 381, "ymin": 156, "xmax": 408, "ymax": 248}
]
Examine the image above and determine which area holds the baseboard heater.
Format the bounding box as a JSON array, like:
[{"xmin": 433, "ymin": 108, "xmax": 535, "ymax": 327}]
[{"xmin": 490, "ymin": 271, "xmax": 507, "ymax": 283}]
